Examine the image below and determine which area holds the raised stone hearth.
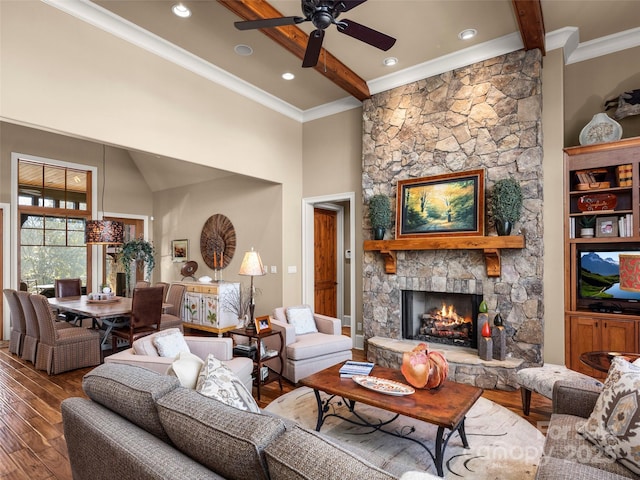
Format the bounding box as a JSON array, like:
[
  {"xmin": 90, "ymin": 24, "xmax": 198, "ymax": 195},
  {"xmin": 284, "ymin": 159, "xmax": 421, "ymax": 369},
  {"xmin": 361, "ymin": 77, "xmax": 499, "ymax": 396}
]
[{"xmin": 368, "ymin": 336, "xmax": 522, "ymax": 391}]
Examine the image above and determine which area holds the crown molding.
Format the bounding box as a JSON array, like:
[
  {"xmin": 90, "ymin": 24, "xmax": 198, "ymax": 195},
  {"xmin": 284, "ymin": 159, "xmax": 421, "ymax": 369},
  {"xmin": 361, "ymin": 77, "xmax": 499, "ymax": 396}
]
[
  {"xmin": 302, "ymin": 97, "xmax": 363, "ymax": 122},
  {"xmin": 565, "ymin": 27, "xmax": 640, "ymax": 65}
]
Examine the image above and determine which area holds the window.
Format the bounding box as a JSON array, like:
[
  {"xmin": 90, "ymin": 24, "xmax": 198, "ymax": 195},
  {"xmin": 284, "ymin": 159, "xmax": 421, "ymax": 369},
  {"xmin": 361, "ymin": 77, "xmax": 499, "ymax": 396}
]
[{"xmin": 18, "ymin": 159, "xmax": 93, "ymax": 292}]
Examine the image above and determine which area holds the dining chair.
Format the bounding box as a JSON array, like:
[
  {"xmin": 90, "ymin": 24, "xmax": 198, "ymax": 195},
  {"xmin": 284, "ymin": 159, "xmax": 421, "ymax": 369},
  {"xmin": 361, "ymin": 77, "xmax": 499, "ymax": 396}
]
[
  {"xmin": 30, "ymin": 294, "xmax": 101, "ymax": 374},
  {"xmin": 135, "ymin": 281, "xmax": 150, "ymax": 288},
  {"xmin": 111, "ymin": 286, "xmax": 164, "ymax": 352},
  {"xmin": 17, "ymin": 291, "xmax": 75, "ymax": 363},
  {"xmin": 54, "ymin": 278, "xmax": 88, "ymax": 326},
  {"xmin": 155, "ymin": 282, "xmax": 169, "ymax": 301},
  {"xmin": 4, "ymin": 289, "xmax": 26, "ymax": 356},
  {"xmin": 160, "ymin": 283, "xmax": 185, "ymax": 332},
  {"xmin": 17, "ymin": 291, "xmax": 40, "ymax": 363}
]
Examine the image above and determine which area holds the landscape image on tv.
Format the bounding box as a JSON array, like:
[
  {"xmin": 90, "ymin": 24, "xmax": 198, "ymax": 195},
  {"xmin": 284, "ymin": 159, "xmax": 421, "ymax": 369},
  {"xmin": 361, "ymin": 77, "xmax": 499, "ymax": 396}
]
[{"xmin": 579, "ymin": 251, "xmax": 640, "ymax": 301}]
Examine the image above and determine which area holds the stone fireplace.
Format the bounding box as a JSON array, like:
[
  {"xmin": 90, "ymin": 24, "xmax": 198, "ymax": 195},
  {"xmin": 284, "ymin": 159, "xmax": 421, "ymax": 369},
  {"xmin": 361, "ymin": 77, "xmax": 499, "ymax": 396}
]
[
  {"xmin": 361, "ymin": 49, "xmax": 544, "ymax": 390},
  {"xmin": 402, "ymin": 290, "xmax": 481, "ymax": 349}
]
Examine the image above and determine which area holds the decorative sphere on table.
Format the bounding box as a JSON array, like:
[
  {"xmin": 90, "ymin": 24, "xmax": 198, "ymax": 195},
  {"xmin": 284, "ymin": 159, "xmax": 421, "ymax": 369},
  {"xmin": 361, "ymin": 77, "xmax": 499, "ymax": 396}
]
[{"xmin": 102, "ymin": 286, "xmax": 111, "ymax": 294}]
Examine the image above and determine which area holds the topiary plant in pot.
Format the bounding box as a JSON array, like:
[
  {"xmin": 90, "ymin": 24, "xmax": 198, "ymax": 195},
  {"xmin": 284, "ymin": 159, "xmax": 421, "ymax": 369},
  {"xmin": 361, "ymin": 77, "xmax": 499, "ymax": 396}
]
[
  {"xmin": 369, "ymin": 194, "xmax": 391, "ymax": 240},
  {"xmin": 490, "ymin": 178, "xmax": 523, "ymax": 236}
]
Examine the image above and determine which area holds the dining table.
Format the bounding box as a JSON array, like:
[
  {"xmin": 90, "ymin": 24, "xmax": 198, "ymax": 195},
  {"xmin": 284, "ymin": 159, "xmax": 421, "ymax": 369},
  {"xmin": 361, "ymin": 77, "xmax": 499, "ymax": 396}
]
[{"xmin": 48, "ymin": 295, "xmax": 171, "ymax": 350}]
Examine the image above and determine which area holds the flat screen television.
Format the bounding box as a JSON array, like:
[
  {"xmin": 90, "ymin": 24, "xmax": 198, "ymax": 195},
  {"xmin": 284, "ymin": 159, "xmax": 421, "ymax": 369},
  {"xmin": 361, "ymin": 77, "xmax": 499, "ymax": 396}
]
[{"xmin": 578, "ymin": 249, "xmax": 640, "ymax": 312}]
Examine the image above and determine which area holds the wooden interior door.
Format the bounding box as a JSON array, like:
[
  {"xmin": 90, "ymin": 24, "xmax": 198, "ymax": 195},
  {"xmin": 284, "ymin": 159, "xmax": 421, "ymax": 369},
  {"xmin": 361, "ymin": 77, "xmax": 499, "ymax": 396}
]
[{"xmin": 314, "ymin": 208, "xmax": 337, "ymax": 317}]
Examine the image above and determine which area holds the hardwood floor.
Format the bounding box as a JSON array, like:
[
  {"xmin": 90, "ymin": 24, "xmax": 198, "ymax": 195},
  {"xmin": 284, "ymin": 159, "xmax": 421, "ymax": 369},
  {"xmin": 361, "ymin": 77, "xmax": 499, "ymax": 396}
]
[{"xmin": 0, "ymin": 341, "xmax": 551, "ymax": 480}]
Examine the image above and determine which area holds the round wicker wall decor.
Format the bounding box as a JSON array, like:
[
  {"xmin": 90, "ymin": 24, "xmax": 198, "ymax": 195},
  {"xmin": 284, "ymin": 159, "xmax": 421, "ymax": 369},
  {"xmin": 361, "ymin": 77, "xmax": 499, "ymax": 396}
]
[{"xmin": 200, "ymin": 214, "xmax": 236, "ymax": 269}]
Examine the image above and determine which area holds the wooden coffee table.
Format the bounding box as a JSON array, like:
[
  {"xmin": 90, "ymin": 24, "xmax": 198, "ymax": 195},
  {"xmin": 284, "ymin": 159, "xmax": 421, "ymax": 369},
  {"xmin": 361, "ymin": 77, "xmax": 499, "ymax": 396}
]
[{"xmin": 299, "ymin": 363, "xmax": 483, "ymax": 477}]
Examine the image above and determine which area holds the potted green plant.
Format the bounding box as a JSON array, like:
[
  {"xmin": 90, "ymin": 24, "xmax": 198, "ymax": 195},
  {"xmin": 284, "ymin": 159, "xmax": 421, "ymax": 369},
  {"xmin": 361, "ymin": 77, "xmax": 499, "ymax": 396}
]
[
  {"xmin": 579, "ymin": 215, "xmax": 596, "ymax": 238},
  {"xmin": 369, "ymin": 194, "xmax": 391, "ymax": 240},
  {"xmin": 118, "ymin": 237, "xmax": 156, "ymax": 282},
  {"xmin": 490, "ymin": 178, "xmax": 523, "ymax": 236}
]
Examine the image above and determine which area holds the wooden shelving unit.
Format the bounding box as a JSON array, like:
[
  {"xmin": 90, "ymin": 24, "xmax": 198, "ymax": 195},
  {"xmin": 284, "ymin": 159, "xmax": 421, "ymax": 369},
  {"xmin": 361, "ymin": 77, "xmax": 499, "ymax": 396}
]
[
  {"xmin": 563, "ymin": 136, "xmax": 640, "ymax": 376},
  {"xmin": 364, "ymin": 236, "xmax": 525, "ymax": 277}
]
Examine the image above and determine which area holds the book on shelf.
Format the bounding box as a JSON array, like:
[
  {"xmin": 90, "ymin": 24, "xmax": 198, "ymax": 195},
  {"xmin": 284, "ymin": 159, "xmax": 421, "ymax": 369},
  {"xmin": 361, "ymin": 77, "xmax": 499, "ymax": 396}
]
[
  {"xmin": 339, "ymin": 360, "xmax": 374, "ymax": 378},
  {"xmin": 617, "ymin": 164, "xmax": 633, "ymax": 187}
]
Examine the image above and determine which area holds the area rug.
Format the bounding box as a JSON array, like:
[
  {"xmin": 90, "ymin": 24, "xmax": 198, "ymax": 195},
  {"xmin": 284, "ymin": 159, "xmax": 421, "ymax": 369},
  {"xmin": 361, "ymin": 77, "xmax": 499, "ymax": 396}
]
[{"xmin": 264, "ymin": 386, "xmax": 544, "ymax": 479}]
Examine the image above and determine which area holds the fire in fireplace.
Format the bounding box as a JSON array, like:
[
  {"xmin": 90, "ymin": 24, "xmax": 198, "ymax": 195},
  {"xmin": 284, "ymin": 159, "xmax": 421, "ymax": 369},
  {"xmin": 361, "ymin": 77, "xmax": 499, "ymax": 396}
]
[{"xmin": 402, "ymin": 291, "xmax": 482, "ymax": 348}]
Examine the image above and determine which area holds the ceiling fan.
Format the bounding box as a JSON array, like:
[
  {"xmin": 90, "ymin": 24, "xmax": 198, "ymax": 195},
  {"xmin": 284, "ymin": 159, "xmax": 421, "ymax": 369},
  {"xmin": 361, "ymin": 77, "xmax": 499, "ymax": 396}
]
[{"xmin": 233, "ymin": 0, "xmax": 396, "ymax": 68}]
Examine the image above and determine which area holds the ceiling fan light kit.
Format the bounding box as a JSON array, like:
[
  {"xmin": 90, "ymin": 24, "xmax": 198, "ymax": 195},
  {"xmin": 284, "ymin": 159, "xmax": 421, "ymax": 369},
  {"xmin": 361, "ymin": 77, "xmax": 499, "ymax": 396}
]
[{"xmin": 233, "ymin": 0, "xmax": 396, "ymax": 68}]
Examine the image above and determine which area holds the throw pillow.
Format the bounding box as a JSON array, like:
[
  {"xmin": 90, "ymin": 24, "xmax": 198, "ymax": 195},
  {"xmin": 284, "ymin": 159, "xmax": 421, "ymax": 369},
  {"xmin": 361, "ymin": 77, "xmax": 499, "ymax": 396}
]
[
  {"xmin": 167, "ymin": 351, "xmax": 204, "ymax": 389},
  {"xmin": 578, "ymin": 356, "xmax": 640, "ymax": 474},
  {"xmin": 132, "ymin": 333, "xmax": 161, "ymax": 356},
  {"xmin": 196, "ymin": 354, "xmax": 260, "ymax": 413},
  {"xmin": 153, "ymin": 329, "xmax": 190, "ymax": 358},
  {"xmin": 285, "ymin": 305, "xmax": 318, "ymax": 335}
]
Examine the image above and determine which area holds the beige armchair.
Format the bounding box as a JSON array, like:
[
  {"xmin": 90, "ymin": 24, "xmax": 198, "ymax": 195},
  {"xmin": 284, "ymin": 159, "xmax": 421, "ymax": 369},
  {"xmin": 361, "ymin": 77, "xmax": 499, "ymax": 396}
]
[
  {"xmin": 270, "ymin": 306, "xmax": 352, "ymax": 384},
  {"xmin": 105, "ymin": 332, "xmax": 253, "ymax": 391}
]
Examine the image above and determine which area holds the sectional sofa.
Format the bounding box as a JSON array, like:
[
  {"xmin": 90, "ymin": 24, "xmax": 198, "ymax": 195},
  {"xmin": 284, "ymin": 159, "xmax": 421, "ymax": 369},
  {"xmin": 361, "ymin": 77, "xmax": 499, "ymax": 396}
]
[{"xmin": 61, "ymin": 363, "xmax": 439, "ymax": 480}]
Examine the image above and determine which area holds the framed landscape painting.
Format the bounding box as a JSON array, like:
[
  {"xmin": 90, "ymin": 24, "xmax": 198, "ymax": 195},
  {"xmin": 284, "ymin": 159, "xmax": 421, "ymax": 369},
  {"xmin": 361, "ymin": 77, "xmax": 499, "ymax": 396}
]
[{"xmin": 396, "ymin": 170, "xmax": 485, "ymax": 239}]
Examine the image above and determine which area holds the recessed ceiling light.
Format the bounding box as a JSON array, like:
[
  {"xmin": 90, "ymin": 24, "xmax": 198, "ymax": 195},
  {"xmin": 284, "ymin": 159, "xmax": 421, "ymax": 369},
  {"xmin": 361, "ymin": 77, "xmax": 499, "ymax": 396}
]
[
  {"xmin": 234, "ymin": 44, "xmax": 253, "ymax": 56},
  {"xmin": 458, "ymin": 28, "xmax": 477, "ymax": 40},
  {"xmin": 282, "ymin": 72, "xmax": 295, "ymax": 80},
  {"xmin": 172, "ymin": 3, "xmax": 191, "ymax": 18},
  {"xmin": 383, "ymin": 57, "xmax": 398, "ymax": 67}
]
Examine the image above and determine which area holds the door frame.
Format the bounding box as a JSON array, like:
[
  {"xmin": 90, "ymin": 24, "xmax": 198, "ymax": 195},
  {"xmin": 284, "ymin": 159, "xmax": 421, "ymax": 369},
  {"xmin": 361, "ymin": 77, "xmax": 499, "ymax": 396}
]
[
  {"xmin": 302, "ymin": 192, "xmax": 357, "ymax": 348},
  {"xmin": 1, "ymin": 203, "xmax": 9, "ymax": 341},
  {"xmin": 313, "ymin": 204, "xmax": 344, "ymax": 321}
]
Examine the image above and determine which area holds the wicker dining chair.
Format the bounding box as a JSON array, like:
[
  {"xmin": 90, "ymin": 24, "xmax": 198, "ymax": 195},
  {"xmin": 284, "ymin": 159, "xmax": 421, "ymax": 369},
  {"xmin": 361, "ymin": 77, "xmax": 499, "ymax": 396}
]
[
  {"xmin": 4, "ymin": 289, "xmax": 26, "ymax": 356},
  {"xmin": 30, "ymin": 294, "xmax": 101, "ymax": 375}
]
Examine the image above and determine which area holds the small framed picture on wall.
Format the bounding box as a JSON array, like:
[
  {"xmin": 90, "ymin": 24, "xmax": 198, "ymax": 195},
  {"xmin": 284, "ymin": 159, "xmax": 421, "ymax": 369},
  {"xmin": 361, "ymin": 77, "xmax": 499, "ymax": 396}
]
[{"xmin": 171, "ymin": 239, "xmax": 189, "ymax": 262}]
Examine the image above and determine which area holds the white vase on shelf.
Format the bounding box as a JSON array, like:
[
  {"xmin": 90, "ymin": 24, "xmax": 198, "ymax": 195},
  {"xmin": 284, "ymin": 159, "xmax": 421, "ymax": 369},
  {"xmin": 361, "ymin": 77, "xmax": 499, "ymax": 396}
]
[{"xmin": 579, "ymin": 113, "xmax": 623, "ymax": 145}]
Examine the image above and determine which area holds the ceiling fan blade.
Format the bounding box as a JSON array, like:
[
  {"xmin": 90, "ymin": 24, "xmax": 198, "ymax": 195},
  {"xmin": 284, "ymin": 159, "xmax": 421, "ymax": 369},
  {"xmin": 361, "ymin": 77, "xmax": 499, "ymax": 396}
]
[
  {"xmin": 335, "ymin": 0, "xmax": 368, "ymax": 13},
  {"xmin": 234, "ymin": 16, "xmax": 305, "ymax": 31},
  {"xmin": 302, "ymin": 29, "xmax": 325, "ymax": 68},
  {"xmin": 337, "ymin": 19, "xmax": 396, "ymax": 51}
]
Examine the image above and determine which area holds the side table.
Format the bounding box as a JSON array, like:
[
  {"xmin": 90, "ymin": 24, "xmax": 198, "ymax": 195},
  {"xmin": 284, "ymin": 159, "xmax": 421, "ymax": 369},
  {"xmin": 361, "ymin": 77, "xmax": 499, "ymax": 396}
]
[
  {"xmin": 580, "ymin": 351, "xmax": 640, "ymax": 373},
  {"xmin": 230, "ymin": 327, "xmax": 283, "ymax": 400}
]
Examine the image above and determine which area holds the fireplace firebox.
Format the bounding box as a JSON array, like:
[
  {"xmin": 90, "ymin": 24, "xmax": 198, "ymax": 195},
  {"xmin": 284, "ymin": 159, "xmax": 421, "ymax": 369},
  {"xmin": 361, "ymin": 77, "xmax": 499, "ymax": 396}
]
[{"xmin": 402, "ymin": 291, "xmax": 482, "ymax": 348}]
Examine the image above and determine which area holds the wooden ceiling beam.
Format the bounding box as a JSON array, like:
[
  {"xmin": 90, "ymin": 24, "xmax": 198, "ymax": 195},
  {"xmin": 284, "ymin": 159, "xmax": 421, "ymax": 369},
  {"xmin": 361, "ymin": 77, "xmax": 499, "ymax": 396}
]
[
  {"xmin": 512, "ymin": 0, "xmax": 546, "ymax": 54},
  {"xmin": 217, "ymin": 0, "xmax": 371, "ymax": 101}
]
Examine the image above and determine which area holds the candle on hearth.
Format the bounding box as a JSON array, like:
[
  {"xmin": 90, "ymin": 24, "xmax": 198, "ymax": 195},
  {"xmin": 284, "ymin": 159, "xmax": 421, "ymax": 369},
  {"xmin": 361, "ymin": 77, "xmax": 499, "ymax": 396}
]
[
  {"xmin": 481, "ymin": 320, "xmax": 491, "ymax": 338},
  {"xmin": 213, "ymin": 249, "xmax": 217, "ymax": 269}
]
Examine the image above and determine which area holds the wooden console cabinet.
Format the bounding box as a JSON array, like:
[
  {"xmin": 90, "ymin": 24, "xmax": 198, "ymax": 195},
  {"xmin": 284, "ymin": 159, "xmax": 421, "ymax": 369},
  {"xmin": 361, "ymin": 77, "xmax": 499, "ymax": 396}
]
[{"xmin": 564, "ymin": 137, "xmax": 640, "ymax": 376}]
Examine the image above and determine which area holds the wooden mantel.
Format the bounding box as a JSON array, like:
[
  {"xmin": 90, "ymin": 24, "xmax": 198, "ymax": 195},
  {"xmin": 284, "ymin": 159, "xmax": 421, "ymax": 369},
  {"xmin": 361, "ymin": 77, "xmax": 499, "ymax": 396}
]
[{"xmin": 363, "ymin": 236, "xmax": 525, "ymax": 277}]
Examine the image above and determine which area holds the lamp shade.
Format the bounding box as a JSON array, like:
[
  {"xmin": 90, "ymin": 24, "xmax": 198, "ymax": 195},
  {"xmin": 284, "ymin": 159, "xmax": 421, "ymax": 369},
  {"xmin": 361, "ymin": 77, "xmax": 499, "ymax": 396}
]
[
  {"xmin": 619, "ymin": 254, "xmax": 640, "ymax": 292},
  {"xmin": 238, "ymin": 249, "xmax": 265, "ymax": 277},
  {"xmin": 85, "ymin": 220, "xmax": 124, "ymax": 245}
]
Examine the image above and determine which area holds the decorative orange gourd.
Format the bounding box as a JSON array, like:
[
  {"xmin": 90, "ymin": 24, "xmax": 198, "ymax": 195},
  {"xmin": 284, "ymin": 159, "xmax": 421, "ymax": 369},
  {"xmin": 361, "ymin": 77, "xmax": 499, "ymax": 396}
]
[{"xmin": 401, "ymin": 343, "xmax": 449, "ymax": 390}]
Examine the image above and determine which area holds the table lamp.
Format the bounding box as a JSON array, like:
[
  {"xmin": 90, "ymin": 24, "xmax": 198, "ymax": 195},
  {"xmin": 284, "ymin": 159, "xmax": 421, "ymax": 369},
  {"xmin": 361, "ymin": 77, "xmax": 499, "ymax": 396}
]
[{"xmin": 238, "ymin": 248, "xmax": 265, "ymax": 330}]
